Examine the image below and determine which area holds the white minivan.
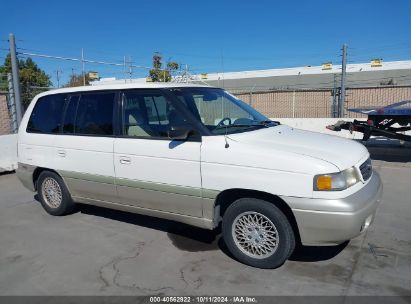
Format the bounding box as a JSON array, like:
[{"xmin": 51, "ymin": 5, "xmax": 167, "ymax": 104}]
[{"xmin": 17, "ymin": 83, "xmax": 382, "ymax": 268}]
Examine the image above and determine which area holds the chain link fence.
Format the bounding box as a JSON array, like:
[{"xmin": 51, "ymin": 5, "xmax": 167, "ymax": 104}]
[
  {"xmin": 0, "ymin": 82, "xmax": 50, "ymax": 135},
  {"xmin": 0, "ymin": 94, "xmax": 11, "ymax": 135},
  {"xmin": 233, "ymin": 85, "xmax": 411, "ymax": 118}
]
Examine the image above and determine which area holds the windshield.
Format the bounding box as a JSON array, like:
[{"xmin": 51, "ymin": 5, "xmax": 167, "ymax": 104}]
[{"xmin": 168, "ymin": 88, "xmax": 278, "ymax": 135}]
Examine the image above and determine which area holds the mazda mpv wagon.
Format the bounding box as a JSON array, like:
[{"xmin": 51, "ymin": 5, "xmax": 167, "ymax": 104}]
[{"xmin": 17, "ymin": 83, "xmax": 382, "ymax": 268}]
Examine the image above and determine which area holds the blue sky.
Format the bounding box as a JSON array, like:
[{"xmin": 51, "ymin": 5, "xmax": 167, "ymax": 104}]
[{"xmin": 1, "ymin": 0, "xmax": 410, "ymax": 86}]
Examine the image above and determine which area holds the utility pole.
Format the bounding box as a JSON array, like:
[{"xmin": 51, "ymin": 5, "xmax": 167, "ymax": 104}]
[
  {"xmin": 250, "ymin": 84, "xmax": 256, "ymax": 106},
  {"xmin": 81, "ymin": 48, "xmax": 85, "ymax": 86},
  {"xmin": 292, "ymin": 72, "xmax": 301, "ymax": 118},
  {"xmin": 220, "ymin": 49, "xmax": 225, "ymax": 89},
  {"xmin": 55, "ymin": 69, "xmax": 63, "ymax": 88},
  {"xmin": 340, "ymin": 43, "xmax": 347, "ymax": 117},
  {"xmin": 8, "ymin": 33, "xmax": 23, "ymax": 127},
  {"xmin": 128, "ymin": 56, "xmax": 133, "ymax": 81},
  {"xmin": 69, "ymin": 68, "xmax": 76, "ymax": 86},
  {"xmin": 332, "ymin": 73, "xmax": 337, "ymax": 118},
  {"xmin": 123, "ymin": 56, "xmax": 127, "ymax": 83}
]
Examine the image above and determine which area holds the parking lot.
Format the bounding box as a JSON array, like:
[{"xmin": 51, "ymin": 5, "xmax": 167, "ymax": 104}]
[{"xmin": 0, "ymin": 145, "xmax": 410, "ymax": 296}]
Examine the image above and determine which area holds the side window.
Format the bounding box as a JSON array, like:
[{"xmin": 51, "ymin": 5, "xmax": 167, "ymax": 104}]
[
  {"xmin": 143, "ymin": 95, "xmax": 169, "ymax": 125},
  {"xmin": 27, "ymin": 94, "xmax": 67, "ymax": 134},
  {"xmin": 122, "ymin": 90, "xmax": 188, "ymax": 138},
  {"xmin": 62, "ymin": 95, "xmax": 79, "ymax": 134},
  {"xmin": 75, "ymin": 92, "xmax": 115, "ymax": 136}
]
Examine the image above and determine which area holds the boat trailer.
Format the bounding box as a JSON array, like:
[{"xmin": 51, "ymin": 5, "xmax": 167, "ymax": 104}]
[{"xmin": 327, "ymin": 100, "xmax": 411, "ymax": 142}]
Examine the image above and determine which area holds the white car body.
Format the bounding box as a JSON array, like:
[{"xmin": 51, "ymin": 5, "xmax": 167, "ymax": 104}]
[{"xmin": 17, "ymin": 83, "xmax": 382, "ymax": 247}]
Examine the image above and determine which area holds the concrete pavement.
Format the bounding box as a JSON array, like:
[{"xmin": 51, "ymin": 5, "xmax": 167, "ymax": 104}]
[{"xmin": 0, "ymin": 148, "xmax": 410, "ymax": 296}]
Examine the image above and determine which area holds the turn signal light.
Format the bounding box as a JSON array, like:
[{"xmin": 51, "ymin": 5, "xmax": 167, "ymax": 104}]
[{"xmin": 316, "ymin": 175, "xmax": 332, "ymax": 190}]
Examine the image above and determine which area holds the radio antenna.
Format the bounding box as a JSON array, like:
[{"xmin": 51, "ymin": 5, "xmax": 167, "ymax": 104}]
[{"xmin": 224, "ymin": 125, "xmax": 230, "ymax": 148}]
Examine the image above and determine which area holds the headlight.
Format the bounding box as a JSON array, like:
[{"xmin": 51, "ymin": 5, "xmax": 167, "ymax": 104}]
[{"xmin": 314, "ymin": 167, "xmax": 360, "ymax": 191}]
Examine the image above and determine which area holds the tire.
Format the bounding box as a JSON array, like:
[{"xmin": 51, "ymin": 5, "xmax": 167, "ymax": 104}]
[
  {"xmin": 36, "ymin": 171, "xmax": 76, "ymax": 216},
  {"xmin": 222, "ymin": 198, "xmax": 295, "ymax": 269}
]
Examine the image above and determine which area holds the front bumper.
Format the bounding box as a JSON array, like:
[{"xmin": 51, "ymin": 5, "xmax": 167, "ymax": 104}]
[{"xmin": 283, "ymin": 171, "xmax": 383, "ymax": 246}]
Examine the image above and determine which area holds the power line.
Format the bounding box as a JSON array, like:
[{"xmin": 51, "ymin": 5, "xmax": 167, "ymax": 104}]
[
  {"xmin": 18, "ymin": 51, "xmax": 151, "ymax": 70},
  {"xmin": 5, "ymin": 38, "xmax": 411, "ymax": 89}
]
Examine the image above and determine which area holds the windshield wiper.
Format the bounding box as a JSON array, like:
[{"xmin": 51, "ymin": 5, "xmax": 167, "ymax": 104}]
[
  {"xmin": 256, "ymin": 120, "xmax": 280, "ymax": 127},
  {"xmin": 214, "ymin": 120, "xmax": 280, "ymax": 131},
  {"xmin": 214, "ymin": 124, "xmax": 267, "ymax": 131}
]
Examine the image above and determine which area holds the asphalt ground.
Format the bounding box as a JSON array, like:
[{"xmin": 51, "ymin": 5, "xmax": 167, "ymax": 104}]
[{"xmin": 0, "ymin": 145, "xmax": 410, "ymax": 296}]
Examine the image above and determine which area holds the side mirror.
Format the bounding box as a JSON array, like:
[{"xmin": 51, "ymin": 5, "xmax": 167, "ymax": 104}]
[{"xmin": 167, "ymin": 128, "xmax": 192, "ymax": 140}]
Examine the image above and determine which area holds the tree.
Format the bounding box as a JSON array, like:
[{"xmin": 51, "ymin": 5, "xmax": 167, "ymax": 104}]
[
  {"xmin": 0, "ymin": 54, "xmax": 51, "ymax": 108},
  {"xmin": 148, "ymin": 52, "xmax": 179, "ymax": 82},
  {"xmin": 64, "ymin": 72, "xmax": 93, "ymax": 87}
]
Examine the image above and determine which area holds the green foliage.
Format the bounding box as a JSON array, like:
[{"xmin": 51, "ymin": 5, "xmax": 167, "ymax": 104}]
[
  {"xmin": 149, "ymin": 68, "xmax": 172, "ymax": 82},
  {"xmin": 64, "ymin": 72, "xmax": 93, "ymax": 87},
  {"xmin": 153, "ymin": 52, "xmax": 162, "ymax": 69},
  {"xmin": 166, "ymin": 61, "xmax": 179, "ymax": 71},
  {"xmin": 148, "ymin": 52, "xmax": 179, "ymax": 82},
  {"xmin": 0, "ymin": 54, "xmax": 51, "ymax": 107}
]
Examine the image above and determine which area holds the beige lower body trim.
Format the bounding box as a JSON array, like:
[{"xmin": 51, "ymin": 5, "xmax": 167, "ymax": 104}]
[
  {"xmin": 117, "ymin": 185, "xmax": 204, "ymax": 218},
  {"xmin": 74, "ymin": 196, "xmax": 214, "ymax": 230},
  {"xmin": 58, "ymin": 169, "xmax": 219, "ymax": 221},
  {"xmin": 64, "ymin": 177, "xmax": 118, "ymax": 203},
  {"xmin": 17, "ymin": 165, "xmax": 219, "ymax": 229},
  {"xmin": 16, "ymin": 163, "xmax": 36, "ymax": 192}
]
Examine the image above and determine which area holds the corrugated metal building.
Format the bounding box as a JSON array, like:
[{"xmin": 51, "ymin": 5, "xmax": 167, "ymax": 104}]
[
  {"xmin": 198, "ymin": 60, "xmax": 411, "ymax": 92},
  {"xmin": 93, "ymin": 60, "xmax": 411, "ymax": 91}
]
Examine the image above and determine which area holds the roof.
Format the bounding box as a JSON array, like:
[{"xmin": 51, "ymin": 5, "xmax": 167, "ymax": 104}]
[
  {"xmin": 201, "ymin": 60, "xmax": 411, "ymax": 80},
  {"xmin": 37, "ymin": 82, "xmax": 212, "ymax": 98},
  {"xmin": 199, "ymin": 60, "xmax": 411, "ymax": 91}
]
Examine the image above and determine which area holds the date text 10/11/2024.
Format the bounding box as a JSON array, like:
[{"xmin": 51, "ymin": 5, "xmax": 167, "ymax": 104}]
[{"xmin": 149, "ymin": 296, "xmax": 257, "ymax": 303}]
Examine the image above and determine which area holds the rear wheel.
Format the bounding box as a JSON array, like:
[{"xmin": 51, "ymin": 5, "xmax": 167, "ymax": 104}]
[
  {"xmin": 37, "ymin": 171, "xmax": 75, "ymax": 216},
  {"xmin": 222, "ymin": 198, "xmax": 295, "ymax": 269}
]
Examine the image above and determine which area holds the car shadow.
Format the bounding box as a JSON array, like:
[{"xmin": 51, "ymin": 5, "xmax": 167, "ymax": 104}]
[
  {"xmin": 77, "ymin": 203, "xmax": 221, "ymax": 252},
  {"xmin": 0, "ymin": 170, "xmax": 15, "ymax": 177},
  {"xmin": 289, "ymin": 241, "xmax": 349, "ymax": 262},
  {"xmin": 76, "ymin": 204, "xmax": 347, "ymax": 261}
]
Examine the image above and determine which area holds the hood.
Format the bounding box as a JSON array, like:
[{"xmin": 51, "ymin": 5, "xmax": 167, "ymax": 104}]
[{"xmin": 229, "ymin": 125, "xmax": 369, "ymax": 170}]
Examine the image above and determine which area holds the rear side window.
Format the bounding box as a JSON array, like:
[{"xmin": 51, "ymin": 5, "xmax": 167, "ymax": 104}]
[
  {"xmin": 27, "ymin": 94, "xmax": 67, "ymax": 134},
  {"xmin": 74, "ymin": 92, "xmax": 115, "ymax": 136},
  {"xmin": 62, "ymin": 95, "xmax": 79, "ymax": 134}
]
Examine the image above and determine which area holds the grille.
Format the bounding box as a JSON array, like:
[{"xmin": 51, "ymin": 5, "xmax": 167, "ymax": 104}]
[{"xmin": 360, "ymin": 158, "xmax": 372, "ymax": 181}]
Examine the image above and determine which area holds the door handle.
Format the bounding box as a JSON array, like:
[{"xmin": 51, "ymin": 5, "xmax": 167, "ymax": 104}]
[
  {"xmin": 57, "ymin": 150, "xmax": 66, "ymax": 157},
  {"xmin": 119, "ymin": 157, "xmax": 131, "ymax": 164}
]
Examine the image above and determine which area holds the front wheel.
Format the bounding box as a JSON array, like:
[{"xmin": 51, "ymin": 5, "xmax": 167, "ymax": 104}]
[{"xmin": 222, "ymin": 198, "xmax": 295, "ymax": 269}]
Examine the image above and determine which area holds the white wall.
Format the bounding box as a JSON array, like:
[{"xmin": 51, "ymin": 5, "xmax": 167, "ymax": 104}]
[
  {"xmin": 272, "ymin": 118, "xmax": 363, "ymax": 139},
  {"xmin": 0, "ymin": 134, "xmax": 17, "ymax": 173},
  {"xmin": 272, "ymin": 118, "xmax": 410, "ymax": 146}
]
